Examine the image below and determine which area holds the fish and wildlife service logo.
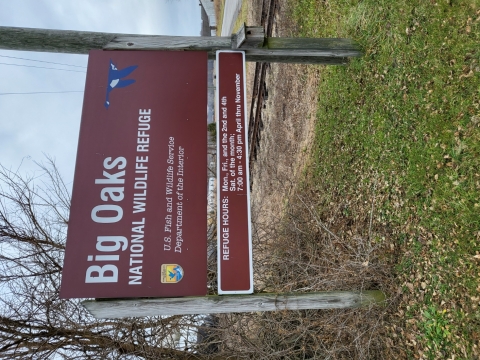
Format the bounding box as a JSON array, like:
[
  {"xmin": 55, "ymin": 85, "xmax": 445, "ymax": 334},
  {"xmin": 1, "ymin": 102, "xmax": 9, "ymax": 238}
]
[
  {"xmin": 161, "ymin": 264, "xmax": 184, "ymax": 284},
  {"xmin": 104, "ymin": 60, "xmax": 138, "ymax": 109}
]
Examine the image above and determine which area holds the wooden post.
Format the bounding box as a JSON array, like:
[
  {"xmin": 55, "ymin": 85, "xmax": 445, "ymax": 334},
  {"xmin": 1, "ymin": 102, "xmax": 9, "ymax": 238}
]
[
  {"xmin": 0, "ymin": 25, "xmax": 361, "ymax": 64},
  {"xmin": 1, "ymin": 25, "xmax": 369, "ymax": 318},
  {"xmin": 82, "ymin": 291, "xmax": 385, "ymax": 319},
  {"xmin": 232, "ymin": 24, "xmax": 265, "ymax": 49},
  {"xmin": 0, "ymin": 26, "xmax": 232, "ymax": 53}
]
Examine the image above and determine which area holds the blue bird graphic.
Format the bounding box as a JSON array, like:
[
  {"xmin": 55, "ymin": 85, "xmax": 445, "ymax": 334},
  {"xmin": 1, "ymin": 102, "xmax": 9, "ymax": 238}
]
[{"xmin": 104, "ymin": 60, "xmax": 138, "ymax": 109}]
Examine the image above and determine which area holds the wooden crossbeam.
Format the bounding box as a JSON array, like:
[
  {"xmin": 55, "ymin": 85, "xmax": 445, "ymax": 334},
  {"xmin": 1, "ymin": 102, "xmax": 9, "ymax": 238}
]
[
  {"xmin": 0, "ymin": 25, "xmax": 361, "ymax": 64},
  {"xmin": 83, "ymin": 291, "xmax": 385, "ymax": 319}
]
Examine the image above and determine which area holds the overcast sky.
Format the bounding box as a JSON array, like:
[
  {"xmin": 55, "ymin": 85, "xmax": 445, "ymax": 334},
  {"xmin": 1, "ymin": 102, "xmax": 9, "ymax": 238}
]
[{"xmin": 0, "ymin": 0, "xmax": 201, "ymax": 187}]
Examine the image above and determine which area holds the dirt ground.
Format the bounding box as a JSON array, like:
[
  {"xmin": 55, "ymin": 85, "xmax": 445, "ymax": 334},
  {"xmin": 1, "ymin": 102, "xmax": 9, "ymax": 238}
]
[
  {"xmin": 246, "ymin": 0, "xmax": 320, "ymax": 228},
  {"xmin": 212, "ymin": 5, "xmax": 397, "ymax": 358}
]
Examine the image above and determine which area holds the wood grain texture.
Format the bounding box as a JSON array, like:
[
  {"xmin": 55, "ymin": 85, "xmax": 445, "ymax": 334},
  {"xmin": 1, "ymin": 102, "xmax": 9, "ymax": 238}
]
[
  {"xmin": 232, "ymin": 24, "xmax": 247, "ymax": 49},
  {"xmin": 265, "ymin": 38, "xmax": 362, "ymax": 57},
  {"xmin": 233, "ymin": 25, "xmax": 266, "ymax": 51},
  {"xmin": 0, "ymin": 26, "xmax": 360, "ymax": 63},
  {"xmin": 0, "ymin": 26, "xmax": 232, "ymax": 54},
  {"xmin": 241, "ymin": 26, "xmax": 266, "ymax": 49},
  {"xmin": 266, "ymin": 37, "xmax": 361, "ymax": 51},
  {"xmin": 0, "ymin": 26, "xmax": 118, "ymax": 54},
  {"xmin": 83, "ymin": 291, "xmax": 385, "ymax": 319},
  {"xmin": 105, "ymin": 35, "xmax": 232, "ymax": 51},
  {"xmin": 249, "ymin": 48, "xmax": 360, "ymax": 58},
  {"xmin": 243, "ymin": 55, "xmax": 350, "ymax": 65}
]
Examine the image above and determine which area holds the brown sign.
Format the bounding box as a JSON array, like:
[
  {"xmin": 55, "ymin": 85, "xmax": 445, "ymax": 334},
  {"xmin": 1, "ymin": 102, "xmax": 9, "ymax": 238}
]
[
  {"xmin": 60, "ymin": 50, "xmax": 208, "ymax": 298},
  {"xmin": 216, "ymin": 51, "xmax": 253, "ymax": 294}
]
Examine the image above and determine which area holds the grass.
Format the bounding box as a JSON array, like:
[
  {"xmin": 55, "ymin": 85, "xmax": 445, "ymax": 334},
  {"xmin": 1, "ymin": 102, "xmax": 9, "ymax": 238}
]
[
  {"xmin": 232, "ymin": 0, "xmax": 249, "ymax": 34},
  {"xmin": 214, "ymin": 0, "xmax": 225, "ymax": 36},
  {"xmin": 288, "ymin": 0, "xmax": 480, "ymax": 358},
  {"xmin": 214, "ymin": 0, "xmax": 248, "ymax": 36}
]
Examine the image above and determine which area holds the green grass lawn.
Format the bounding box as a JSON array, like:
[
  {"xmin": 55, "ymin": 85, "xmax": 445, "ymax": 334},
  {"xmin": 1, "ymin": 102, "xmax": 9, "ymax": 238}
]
[{"xmin": 289, "ymin": 0, "xmax": 480, "ymax": 358}]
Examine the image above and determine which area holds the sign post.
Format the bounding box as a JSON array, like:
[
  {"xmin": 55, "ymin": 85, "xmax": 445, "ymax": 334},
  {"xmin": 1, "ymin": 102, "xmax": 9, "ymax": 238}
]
[
  {"xmin": 0, "ymin": 25, "xmax": 361, "ymax": 64},
  {"xmin": 0, "ymin": 23, "xmax": 386, "ymax": 316},
  {"xmin": 216, "ymin": 51, "xmax": 253, "ymax": 294}
]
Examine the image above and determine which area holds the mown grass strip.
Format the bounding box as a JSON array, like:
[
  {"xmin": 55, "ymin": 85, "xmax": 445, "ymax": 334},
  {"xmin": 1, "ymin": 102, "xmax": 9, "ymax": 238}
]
[
  {"xmin": 233, "ymin": 0, "xmax": 249, "ymax": 33},
  {"xmin": 214, "ymin": 0, "xmax": 225, "ymax": 36}
]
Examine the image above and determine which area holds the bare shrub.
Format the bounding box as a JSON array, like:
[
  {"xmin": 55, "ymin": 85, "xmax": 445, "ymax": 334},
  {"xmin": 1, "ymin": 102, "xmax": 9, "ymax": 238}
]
[
  {"xmin": 213, "ymin": 0, "xmax": 399, "ymax": 350},
  {"xmin": 0, "ymin": 160, "xmax": 222, "ymax": 359},
  {"xmin": 207, "ymin": 174, "xmax": 397, "ymax": 359}
]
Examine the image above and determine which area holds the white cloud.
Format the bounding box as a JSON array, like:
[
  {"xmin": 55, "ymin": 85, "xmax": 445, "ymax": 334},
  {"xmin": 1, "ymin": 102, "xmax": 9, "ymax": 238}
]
[{"xmin": 0, "ymin": 0, "xmax": 201, "ymax": 186}]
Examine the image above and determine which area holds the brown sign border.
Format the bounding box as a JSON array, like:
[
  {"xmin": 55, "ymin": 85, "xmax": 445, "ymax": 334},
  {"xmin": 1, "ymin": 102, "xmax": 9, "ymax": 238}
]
[
  {"xmin": 60, "ymin": 50, "xmax": 208, "ymax": 299},
  {"xmin": 216, "ymin": 50, "xmax": 253, "ymax": 294}
]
